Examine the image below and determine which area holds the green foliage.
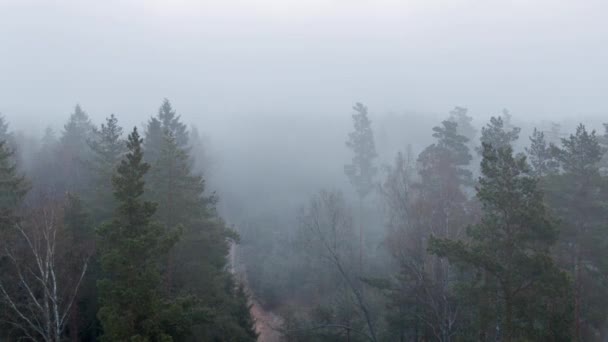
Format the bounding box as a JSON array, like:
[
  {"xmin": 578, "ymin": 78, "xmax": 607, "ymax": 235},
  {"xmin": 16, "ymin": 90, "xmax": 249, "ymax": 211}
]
[
  {"xmin": 59, "ymin": 104, "xmax": 95, "ymax": 193},
  {"xmin": 477, "ymin": 114, "xmax": 520, "ymax": 153},
  {"xmin": 96, "ymin": 127, "xmax": 180, "ymax": 342},
  {"xmin": 144, "ymin": 99, "xmax": 189, "ymax": 166},
  {"xmin": 345, "ymin": 102, "xmax": 378, "ymax": 199},
  {"xmin": 544, "ymin": 124, "xmax": 608, "ymax": 339},
  {"xmin": 526, "ymin": 128, "xmax": 558, "ymax": 177},
  {"xmin": 0, "ymin": 140, "xmax": 29, "ymax": 227},
  {"xmin": 429, "ymin": 143, "xmax": 573, "ymax": 341},
  {"xmin": 418, "ymin": 119, "xmax": 473, "ymax": 187},
  {"xmin": 86, "ymin": 114, "xmax": 126, "ymax": 221},
  {"xmin": 448, "ymin": 106, "xmax": 476, "ymax": 144},
  {"xmin": 144, "ymin": 99, "xmax": 256, "ymax": 340}
]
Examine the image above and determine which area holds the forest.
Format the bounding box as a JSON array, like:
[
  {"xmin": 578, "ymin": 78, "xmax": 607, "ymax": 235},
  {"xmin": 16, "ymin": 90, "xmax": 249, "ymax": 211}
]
[
  {"xmin": 3, "ymin": 1, "xmax": 608, "ymax": 341},
  {"xmin": 0, "ymin": 100, "xmax": 607, "ymax": 341}
]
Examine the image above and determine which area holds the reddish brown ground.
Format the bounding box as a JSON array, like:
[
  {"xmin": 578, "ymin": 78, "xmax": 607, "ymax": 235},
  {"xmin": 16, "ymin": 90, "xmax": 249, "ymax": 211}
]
[
  {"xmin": 250, "ymin": 298, "xmax": 283, "ymax": 342},
  {"xmin": 230, "ymin": 243, "xmax": 283, "ymax": 341}
]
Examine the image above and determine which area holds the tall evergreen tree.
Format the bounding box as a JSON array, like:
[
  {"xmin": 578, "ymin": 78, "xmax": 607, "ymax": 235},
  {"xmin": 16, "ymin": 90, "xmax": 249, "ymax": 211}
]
[
  {"xmin": 418, "ymin": 120, "xmax": 473, "ymax": 189},
  {"xmin": 86, "ymin": 114, "xmax": 125, "ymax": 221},
  {"xmin": 429, "ymin": 143, "xmax": 572, "ymax": 341},
  {"xmin": 157, "ymin": 99, "xmax": 188, "ymax": 149},
  {"xmin": 144, "ymin": 99, "xmax": 189, "ymax": 166},
  {"xmin": 399, "ymin": 120, "xmax": 472, "ymax": 340},
  {"xmin": 144, "ymin": 117, "xmax": 164, "ymax": 166},
  {"xmin": 0, "ymin": 137, "xmax": 29, "ymax": 338},
  {"xmin": 31, "ymin": 126, "xmax": 61, "ymax": 194},
  {"xmin": 344, "ymin": 102, "xmax": 378, "ymax": 199},
  {"xmin": 0, "ymin": 140, "xmax": 29, "ymax": 227},
  {"xmin": 448, "ymin": 106, "xmax": 476, "ymax": 144},
  {"xmin": 96, "ymin": 127, "xmax": 179, "ymax": 342},
  {"xmin": 344, "ymin": 102, "xmax": 377, "ymax": 272},
  {"xmin": 0, "ymin": 114, "xmax": 14, "ymax": 149},
  {"xmin": 526, "ymin": 128, "xmax": 557, "ymax": 177},
  {"xmin": 545, "ymin": 124, "xmax": 608, "ymax": 340},
  {"xmin": 59, "ymin": 105, "xmax": 95, "ymax": 193},
  {"xmin": 144, "ymin": 100, "xmax": 256, "ymax": 340},
  {"xmin": 477, "ymin": 115, "xmax": 520, "ymax": 154}
]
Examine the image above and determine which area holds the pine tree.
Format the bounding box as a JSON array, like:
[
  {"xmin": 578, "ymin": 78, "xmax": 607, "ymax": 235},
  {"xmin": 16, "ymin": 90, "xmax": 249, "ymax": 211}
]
[
  {"xmin": 148, "ymin": 132, "xmax": 204, "ymax": 230},
  {"xmin": 404, "ymin": 120, "xmax": 472, "ymax": 339},
  {"xmin": 157, "ymin": 99, "xmax": 188, "ymax": 149},
  {"xmin": 96, "ymin": 127, "xmax": 179, "ymax": 342},
  {"xmin": 86, "ymin": 114, "xmax": 125, "ymax": 221},
  {"xmin": 545, "ymin": 124, "xmax": 608, "ymax": 340},
  {"xmin": 0, "ymin": 140, "xmax": 29, "ymax": 227},
  {"xmin": 59, "ymin": 105, "xmax": 95, "ymax": 193},
  {"xmin": 344, "ymin": 102, "xmax": 377, "ymax": 273},
  {"xmin": 429, "ymin": 143, "xmax": 572, "ymax": 341},
  {"xmin": 144, "ymin": 100, "xmax": 256, "ymax": 339},
  {"xmin": 344, "ymin": 102, "xmax": 378, "ymax": 199},
  {"xmin": 189, "ymin": 125, "xmax": 213, "ymax": 177},
  {"xmin": 448, "ymin": 106, "xmax": 476, "ymax": 144},
  {"xmin": 477, "ymin": 115, "xmax": 520, "ymax": 154},
  {"xmin": 29, "ymin": 126, "xmax": 65, "ymax": 196},
  {"xmin": 418, "ymin": 120, "xmax": 473, "ymax": 189},
  {"xmin": 144, "ymin": 117, "xmax": 164, "ymax": 166},
  {"xmin": 144, "ymin": 99, "xmax": 189, "ymax": 167},
  {"xmin": 0, "ymin": 114, "xmax": 14, "ymax": 148},
  {"xmin": 526, "ymin": 128, "xmax": 557, "ymax": 177}
]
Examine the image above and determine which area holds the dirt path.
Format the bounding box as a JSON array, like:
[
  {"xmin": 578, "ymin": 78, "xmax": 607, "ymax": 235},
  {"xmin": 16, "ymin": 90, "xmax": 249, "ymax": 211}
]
[
  {"xmin": 230, "ymin": 243, "xmax": 283, "ymax": 341},
  {"xmin": 250, "ymin": 298, "xmax": 283, "ymax": 342}
]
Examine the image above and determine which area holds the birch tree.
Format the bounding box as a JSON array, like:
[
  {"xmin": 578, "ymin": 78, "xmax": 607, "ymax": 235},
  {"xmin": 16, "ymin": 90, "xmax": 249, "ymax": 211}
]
[{"xmin": 0, "ymin": 202, "xmax": 88, "ymax": 341}]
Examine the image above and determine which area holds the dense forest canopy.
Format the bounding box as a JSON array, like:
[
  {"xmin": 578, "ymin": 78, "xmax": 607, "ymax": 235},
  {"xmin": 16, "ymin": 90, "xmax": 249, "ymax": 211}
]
[
  {"xmin": 1, "ymin": 101, "xmax": 608, "ymax": 341},
  {"xmin": 3, "ymin": 1, "xmax": 608, "ymax": 341}
]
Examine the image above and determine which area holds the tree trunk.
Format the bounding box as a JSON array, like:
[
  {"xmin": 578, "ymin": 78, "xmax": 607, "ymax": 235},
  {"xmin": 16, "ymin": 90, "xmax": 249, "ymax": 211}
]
[
  {"xmin": 574, "ymin": 248, "xmax": 582, "ymax": 341},
  {"xmin": 359, "ymin": 196, "xmax": 363, "ymax": 274},
  {"xmin": 504, "ymin": 292, "xmax": 513, "ymax": 342}
]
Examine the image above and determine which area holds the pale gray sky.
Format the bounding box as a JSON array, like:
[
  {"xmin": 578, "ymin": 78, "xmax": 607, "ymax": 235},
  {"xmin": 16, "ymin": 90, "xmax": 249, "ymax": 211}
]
[{"xmin": 1, "ymin": 0, "xmax": 607, "ymax": 131}]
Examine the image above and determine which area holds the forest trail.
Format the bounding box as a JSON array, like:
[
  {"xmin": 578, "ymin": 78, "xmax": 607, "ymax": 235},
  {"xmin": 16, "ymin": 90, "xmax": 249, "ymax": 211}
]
[
  {"xmin": 250, "ymin": 298, "xmax": 283, "ymax": 342},
  {"xmin": 230, "ymin": 243, "xmax": 283, "ymax": 341}
]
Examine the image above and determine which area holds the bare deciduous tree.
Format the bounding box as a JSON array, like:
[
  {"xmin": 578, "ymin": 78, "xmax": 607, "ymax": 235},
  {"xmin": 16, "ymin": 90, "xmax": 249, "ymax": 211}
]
[
  {"xmin": 299, "ymin": 190, "xmax": 378, "ymax": 342},
  {"xmin": 0, "ymin": 201, "xmax": 88, "ymax": 342}
]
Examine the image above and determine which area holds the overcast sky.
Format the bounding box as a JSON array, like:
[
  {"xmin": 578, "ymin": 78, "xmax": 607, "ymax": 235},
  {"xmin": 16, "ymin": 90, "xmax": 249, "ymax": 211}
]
[{"xmin": 1, "ymin": 0, "xmax": 607, "ymax": 132}]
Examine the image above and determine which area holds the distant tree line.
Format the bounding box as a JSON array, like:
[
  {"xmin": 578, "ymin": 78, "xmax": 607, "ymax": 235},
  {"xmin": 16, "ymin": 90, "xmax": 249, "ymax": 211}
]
[{"xmin": 239, "ymin": 104, "xmax": 608, "ymax": 341}]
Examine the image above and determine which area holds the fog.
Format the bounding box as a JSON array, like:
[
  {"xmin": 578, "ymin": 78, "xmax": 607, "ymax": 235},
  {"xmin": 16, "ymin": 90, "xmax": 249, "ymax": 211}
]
[
  {"xmin": 2, "ymin": 1, "xmax": 608, "ymax": 341},
  {"xmin": 5, "ymin": 0, "xmax": 607, "ymax": 200},
  {"xmin": 3, "ymin": 0, "xmax": 608, "ymax": 128}
]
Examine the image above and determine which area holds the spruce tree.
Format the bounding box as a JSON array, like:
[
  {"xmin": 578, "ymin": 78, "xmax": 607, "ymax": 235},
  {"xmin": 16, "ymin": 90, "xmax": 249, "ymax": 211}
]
[
  {"xmin": 144, "ymin": 99, "xmax": 189, "ymax": 166},
  {"xmin": 157, "ymin": 99, "xmax": 188, "ymax": 149},
  {"xmin": 0, "ymin": 114, "xmax": 14, "ymax": 149},
  {"xmin": 144, "ymin": 117, "xmax": 164, "ymax": 166},
  {"xmin": 144, "ymin": 100, "xmax": 256, "ymax": 340},
  {"xmin": 344, "ymin": 102, "xmax": 377, "ymax": 272},
  {"xmin": 59, "ymin": 105, "xmax": 95, "ymax": 193},
  {"xmin": 0, "ymin": 140, "xmax": 28, "ymax": 227},
  {"xmin": 344, "ymin": 102, "xmax": 378, "ymax": 199},
  {"xmin": 31, "ymin": 127, "xmax": 62, "ymax": 193},
  {"xmin": 96, "ymin": 127, "xmax": 179, "ymax": 342},
  {"xmin": 86, "ymin": 114, "xmax": 125, "ymax": 221},
  {"xmin": 429, "ymin": 143, "xmax": 572, "ymax": 341}
]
